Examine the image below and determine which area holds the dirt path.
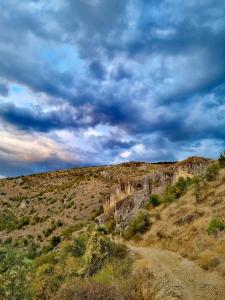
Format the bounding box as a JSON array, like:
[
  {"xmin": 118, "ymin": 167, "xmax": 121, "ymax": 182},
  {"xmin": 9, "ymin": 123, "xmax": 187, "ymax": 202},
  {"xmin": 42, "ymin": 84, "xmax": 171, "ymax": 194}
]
[{"xmin": 129, "ymin": 245, "xmax": 225, "ymax": 300}]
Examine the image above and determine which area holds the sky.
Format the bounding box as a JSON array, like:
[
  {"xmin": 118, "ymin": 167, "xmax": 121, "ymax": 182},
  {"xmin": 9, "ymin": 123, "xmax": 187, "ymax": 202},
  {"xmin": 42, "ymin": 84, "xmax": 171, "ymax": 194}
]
[{"xmin": 0, "ymin": 0, "xmax": 225, "ymax": 177}]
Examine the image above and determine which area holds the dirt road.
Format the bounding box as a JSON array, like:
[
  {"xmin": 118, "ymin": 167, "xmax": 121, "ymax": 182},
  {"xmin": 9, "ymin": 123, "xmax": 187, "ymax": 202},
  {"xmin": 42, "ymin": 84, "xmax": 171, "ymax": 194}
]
[{"xmin": 129, "ymin": 245, "xmax": 225, "ymax": 300}]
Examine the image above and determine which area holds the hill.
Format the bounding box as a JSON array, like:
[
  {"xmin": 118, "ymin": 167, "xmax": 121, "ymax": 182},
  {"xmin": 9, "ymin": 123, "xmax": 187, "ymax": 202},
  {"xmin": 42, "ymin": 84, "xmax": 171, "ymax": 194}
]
[
  {"xmin": 0, "ymin": 157, "xmax": 209, "ymax": 244},
  {"xmin": 0, "ymin": 154, "xmax": 225, "ymax": 299}
]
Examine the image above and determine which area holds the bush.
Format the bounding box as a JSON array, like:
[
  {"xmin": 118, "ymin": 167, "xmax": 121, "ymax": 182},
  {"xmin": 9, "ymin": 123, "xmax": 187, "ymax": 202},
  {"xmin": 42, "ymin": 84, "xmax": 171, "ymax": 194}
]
[
  {"xmin": 55, "ymin": 279, "xmax": 120, "ymax": 300},
  {"xmin": 123, "ymin": 210, "xmax": 150, "ymax": 239},
  {"xmin": 51, "ymin": 236, "xmax": 61, "ymax": 247},
  {"xmin": 0, "ymin": 246, "xmax": 31, "ymax": 299},
  {"xmin": 163, "ymin": 177, "xmax": 194, "ymax": 204},
  {"xmin": 66, "ymin": 236, "xmax": 86, "ymax": 257},
  {"xmin": 79, "ymin": 232, "xmax": 127, "ymax": 276},
  {"xmin": 208, "ymin": 218, "xmax": 225, "ymax": 235},
  {"xmin": 0, "ymin": 209, "xmax": 17, "ymax": 232},
  {"xmin": 17, "ymin": 216, "xmax": 30, "ymax": 229},
  {"xmin": 205, "ymin": 164, "xmax": 219, "ymax": 181},
  {"xmin": 218, "ymin": 150, "xmax": 225, "ymax": 167},
  {"xmin": 149, "ymin": 194, "xmax": 161, "ymax": 207},
  {"xmin": 62, "ymin": 223, "xmax": 84, "ymax": 239},
  {"xmin": 96, "ymin": 225, "xmax": 109, "ymax": 234}
]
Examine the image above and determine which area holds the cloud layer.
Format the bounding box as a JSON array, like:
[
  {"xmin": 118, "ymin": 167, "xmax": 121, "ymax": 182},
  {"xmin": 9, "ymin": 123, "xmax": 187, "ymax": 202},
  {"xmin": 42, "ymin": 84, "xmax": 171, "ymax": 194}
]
[{"xmin": 0, "ymin": 0, "xmax": 225, "ymax": 176}]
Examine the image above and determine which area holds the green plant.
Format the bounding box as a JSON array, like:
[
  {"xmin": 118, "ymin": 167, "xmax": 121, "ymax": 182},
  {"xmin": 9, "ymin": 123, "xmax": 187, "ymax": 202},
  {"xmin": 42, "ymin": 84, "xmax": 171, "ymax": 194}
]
[
  {"xmin": 96, "ymin": 225, "xmax": 109, "ymax": 234},
  {"xmin": 0, "ymin": 209, "xmax": 17, "ymax": 232},
  {"xmin": 218, "ymin": 150, "xmax": 225, "ymax": 167},
  {"xmin": 79, "ymin": 232, "xmax": 127, "ymax": 276},
  {"xmin": 17, "ymin": 216, "xmax": 30, "ymax": 229},
  {"xmin": 0, "ymin": 246, "xmax": 32, "ymax": 299},
  {"xmin": 64, "ymin": 235, "xmax": 87, "ymax": 258},
  {"xmin": 51, "ymin": 236, "xmax": 61, "ymax": 247},
  {"xmin": 163, "ymin": 177, "xmax": 194, "ymax": 204},
  {"xmin": 123, "ymin": 210, "xmax": 150, "ymax": 239},
  {"xmin": 149, "ymin": 194, "xmax": 161, "ymax": 207},
  {"xmin": 205, "ymin": 164, "xmax": 219, "ymax": 181},
  {"xmin": 208, "ymin": 218, "xmax": 225, "ymax": 235}
]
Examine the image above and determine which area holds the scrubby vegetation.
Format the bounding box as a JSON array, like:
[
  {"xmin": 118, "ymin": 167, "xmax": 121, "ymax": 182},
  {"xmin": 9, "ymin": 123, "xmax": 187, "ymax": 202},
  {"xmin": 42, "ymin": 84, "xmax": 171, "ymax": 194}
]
[
  {"xmin": 147, "ymin": 194, "xmax": 161, "ymax": 207},
  {"xmin": 219, "ymin": 150, "xmax": 225, "ymax": 167},
  {"xmin": 123, "ymin": 210, "xmax": 150, "ymax": 239},
  {"xmin": 0, "ymin": 210, "xmax": 30, "ymax": 232},
  {"xmin": 0, "ymin": 227, "xmax": 134, "ymax": 300},
  {"xmin": 208, "ymin": 218, "xmax": 225, "ymax": 235},
  {"xmin": 163, "ymin": 176, "xmax": 198, "ymax": 204},
  {"xmin": 205, "ymin": 163, "xmax": 220, "ymax": 181}
]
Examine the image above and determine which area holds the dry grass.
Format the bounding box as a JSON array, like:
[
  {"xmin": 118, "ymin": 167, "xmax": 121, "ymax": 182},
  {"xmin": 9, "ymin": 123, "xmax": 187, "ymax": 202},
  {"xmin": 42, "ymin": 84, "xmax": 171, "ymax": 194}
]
[
  {"xmin": 0, "ymin": 162, "xmax": 169, "ymax": 245},
  {"xmin": 143, "ymin": 168, "xmax": 225, "ymax": 274}
]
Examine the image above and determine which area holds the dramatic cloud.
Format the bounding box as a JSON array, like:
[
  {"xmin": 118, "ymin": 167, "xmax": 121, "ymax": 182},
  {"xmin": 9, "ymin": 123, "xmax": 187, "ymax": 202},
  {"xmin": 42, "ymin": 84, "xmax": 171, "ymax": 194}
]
[{"xmin": 0, "ymin": 0, "xmax": 225, "ymax": 176}]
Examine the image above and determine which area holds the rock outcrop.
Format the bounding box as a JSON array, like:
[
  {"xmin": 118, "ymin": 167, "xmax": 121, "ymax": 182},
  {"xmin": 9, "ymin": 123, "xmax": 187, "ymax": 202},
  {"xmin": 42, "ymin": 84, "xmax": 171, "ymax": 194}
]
[{"xmin": 99, "ymin": 157, "xmax": 210, "ymax": 228}]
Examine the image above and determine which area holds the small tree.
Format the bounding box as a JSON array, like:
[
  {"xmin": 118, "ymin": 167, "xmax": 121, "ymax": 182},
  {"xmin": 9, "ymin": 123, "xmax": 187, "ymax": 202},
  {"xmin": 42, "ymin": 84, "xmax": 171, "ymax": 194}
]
[
  {"xmin": 205, "ymin": 164, "xmax": 219, "ymax": 181},
  {"xmin": 218, "ymin": 150, "xmax": 225, "ymax": 167}
]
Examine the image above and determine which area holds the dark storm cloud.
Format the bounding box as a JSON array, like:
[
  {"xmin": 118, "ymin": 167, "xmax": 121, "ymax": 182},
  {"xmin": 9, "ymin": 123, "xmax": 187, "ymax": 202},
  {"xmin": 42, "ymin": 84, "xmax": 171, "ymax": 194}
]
[
  {"xmin": 0, "ymin": 102, "xmax": 100, "ymax": 132},
  {"xmin": 0, "ymin": 103, "xmax": 68, "ymax": 132},
  {"xmin": 0, "ymin": 82, "xmax": 8, "ymax": 96},
  {"xmin": 0, "ymin": 0, "xmax": 225, "ymax": 176},
  {"xmin": 89, "ymin": 61, "xmax": 106, "ymax": 80},
  {"xmin": 0, "ymin": 155, "xmax": 75, "ymax": 177},
  {"xmin": 100, "ymin": 137, "xmax": 136, "ymax": 150}
]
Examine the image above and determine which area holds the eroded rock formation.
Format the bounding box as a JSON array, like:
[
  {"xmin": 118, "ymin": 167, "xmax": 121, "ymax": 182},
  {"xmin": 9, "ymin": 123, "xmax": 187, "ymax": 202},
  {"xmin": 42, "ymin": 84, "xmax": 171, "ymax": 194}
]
[{"xmin": 99, "ymin": 157, "xmax": 210, "ymax": 228}]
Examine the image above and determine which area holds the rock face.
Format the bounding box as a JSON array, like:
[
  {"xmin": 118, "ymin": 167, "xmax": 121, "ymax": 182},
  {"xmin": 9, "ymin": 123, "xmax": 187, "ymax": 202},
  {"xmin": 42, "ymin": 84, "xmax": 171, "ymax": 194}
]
[{"xmin": 100, "ymin": 157, "xmax": 210, "ymax": 228}]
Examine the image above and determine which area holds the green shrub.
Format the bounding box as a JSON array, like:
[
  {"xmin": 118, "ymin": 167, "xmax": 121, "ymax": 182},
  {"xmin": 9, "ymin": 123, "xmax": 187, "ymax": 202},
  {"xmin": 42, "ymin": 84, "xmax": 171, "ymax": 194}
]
[
  {"xmin": 96, "ymin": 225, "xmax": 109, "ymax": 234},
  {"xmin": 163, "ymin": 193, "xmax": 176, "ymax": 204},
  {"xmin": 27, "ymin": 242, "xmax": 39, "ymax": 259},
  {"xmin": 123, "ymin": 210, "xmax": 150, "ymax": 239},
  {"xmin": 62, "ymin": 223, "xmax": 84, "ymax": 239},
  {"xmin": 208, "ymin": 218, "xmax": 225, "ymax": 235},
  {"xmin": 2, "ymin": 237, "xmax": 13, "ymax": 245},
  {"xmin": 56, "ymin": 220, "xmax": 64, "ymax": 227},
  {"xmin": 0, "ymin": 246, "xmax": 31, "ymax": 299},
  {"xmin": 205, "ymin": 164, "xmax": 219, "ymax": 181},
  {"xmin": 149, "ymin": 194, "xmax": 161, "ymax": 207},
  {"xmin": 109, "ymin": 242, "xmax": 127, "ymax": 259},
  {"xmin": 0, "ymin": 209, "xmax": 17, "ymax": 232},
  {"xmin": 43, "ymin": 220, "xmax": 61, "ymax": 237},
  {"xmin": 66, "ymin": 236, "xmax": 86, "ymax": 257},
  {"xmin": 79, "ymin": 232, "xmax": 127, "ymax": 276},
  {"xmin": 51, "ymin": 236, "xmax": 61, "ymax": 247},
  {"xmin": 218, "ymin": 150, "xmax": 225, "ymax": 167},
  {"xmin": 163, "ymin": 177, "xmax": 194, "ymax": 204},
  {"xmin": 41, "ymin": 243, "xmax": 54, "ymax": 254},
  {"xmin": 17, "ymin": 216, "xmax": 30, "ymax": 229}
]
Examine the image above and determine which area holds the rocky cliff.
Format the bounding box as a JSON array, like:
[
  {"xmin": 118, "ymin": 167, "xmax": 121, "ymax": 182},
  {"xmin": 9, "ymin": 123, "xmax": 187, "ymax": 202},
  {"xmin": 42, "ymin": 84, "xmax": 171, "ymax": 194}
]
[{"xmin": 100, "ymin": 157, "xmax": 210, "ymax": 228}]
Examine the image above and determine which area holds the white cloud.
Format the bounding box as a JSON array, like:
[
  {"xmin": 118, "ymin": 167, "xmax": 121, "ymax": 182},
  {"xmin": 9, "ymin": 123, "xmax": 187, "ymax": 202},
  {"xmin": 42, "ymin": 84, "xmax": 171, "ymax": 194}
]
[{"xmin": 120, "ymin": 150, "xmax": 131, "ymax": 158}]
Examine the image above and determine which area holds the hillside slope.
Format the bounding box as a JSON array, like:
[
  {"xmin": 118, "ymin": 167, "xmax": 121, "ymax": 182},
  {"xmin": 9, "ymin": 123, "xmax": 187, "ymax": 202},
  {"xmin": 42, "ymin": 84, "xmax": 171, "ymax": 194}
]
[
  {"xmin": 0, "ymin": 155, "xmax": 225, "ymax": 299},
  {"xmin": 134, "ymin": 168, "xmax": 225, "ymax": 277},
  {"xmin": 0, "ymin": 157, "xmax": 209, "ymax": 244}
]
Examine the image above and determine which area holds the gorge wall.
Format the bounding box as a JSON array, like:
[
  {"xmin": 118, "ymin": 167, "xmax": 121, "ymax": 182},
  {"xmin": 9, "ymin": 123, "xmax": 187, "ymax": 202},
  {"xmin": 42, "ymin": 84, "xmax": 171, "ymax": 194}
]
[{"xmin": 99, "ymin": 157, "xmax": 210, "ymax": 228}]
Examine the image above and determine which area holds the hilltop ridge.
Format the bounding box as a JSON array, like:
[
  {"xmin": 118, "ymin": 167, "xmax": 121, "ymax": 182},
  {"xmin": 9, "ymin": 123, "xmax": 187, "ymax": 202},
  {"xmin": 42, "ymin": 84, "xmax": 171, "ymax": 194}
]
[{"xmin": 0, "ymin": 156, "xmax": 210, "ymax": 244}]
